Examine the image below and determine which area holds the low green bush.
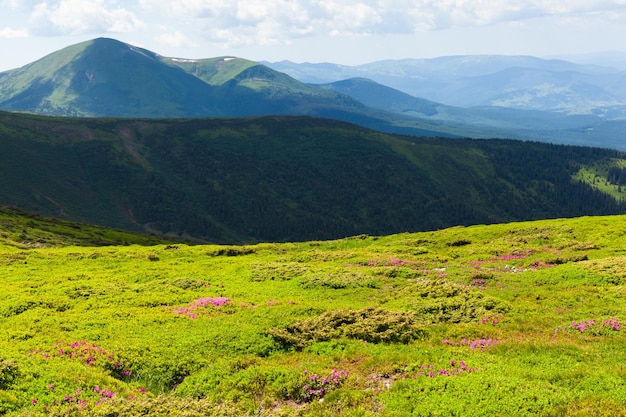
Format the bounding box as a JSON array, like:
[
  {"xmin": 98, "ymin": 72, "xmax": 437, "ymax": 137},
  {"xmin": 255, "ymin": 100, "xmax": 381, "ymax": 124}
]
[
  {"xmin": 268, "ymin": 307, "xmax": 426, "ymax": 350},
  {"xmin": 0, "ymin": 358, "xmax": 19, "ymax": 390}
]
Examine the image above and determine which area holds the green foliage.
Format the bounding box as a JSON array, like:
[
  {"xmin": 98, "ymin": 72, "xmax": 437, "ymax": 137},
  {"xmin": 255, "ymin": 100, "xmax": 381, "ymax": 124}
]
[
  {"xmin": 250, "ymin": 262, "xmax": 308, "ymax": 282},
  {"xmin": 0, "ymin": 390, "xmax": 19, "ymax": 415},
  {"xmin": 0, "ymin": 358, "xmax": 19, "ymax": 390},
  {"xmin": 268, "ymin": 308, "xmax": 427, "ymax": 350},
  {"xmin": 299, "ymin": 270, "xmax": 381, "ymax": 289},
  {"xmin": 29, "ymin": 395, "xmax": 247, "ymax": 417},
  {"xmin": 410, "ymin": 280, "xmax": 511, "ymax": 323}
]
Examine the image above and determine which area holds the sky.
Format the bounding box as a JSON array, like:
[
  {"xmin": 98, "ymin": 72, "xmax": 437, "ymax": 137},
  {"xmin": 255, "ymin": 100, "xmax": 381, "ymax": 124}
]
[{"xmin": 1, "ymin": 0, "xmax": 626, "ymax": 71}]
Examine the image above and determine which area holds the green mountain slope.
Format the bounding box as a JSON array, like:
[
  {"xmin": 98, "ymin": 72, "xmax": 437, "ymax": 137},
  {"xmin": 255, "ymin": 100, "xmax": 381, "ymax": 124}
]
[
  {"xmin": 0, "ymin": 212, "xmax": 625, "ymax": 415},
  {"xmin": 0, "ymin": 38, "xmax": 454, "ymax": 138},
  {"xmin": 1, "ymin": 111, "xmax": 625, "ymax": 243},
  {"xmin": 0, "ymin": 38, "xmax": 218, "ymax": 117},
  {"xmin": 0, "ymin": 206, "xmax": 169, "ymax": 247}
]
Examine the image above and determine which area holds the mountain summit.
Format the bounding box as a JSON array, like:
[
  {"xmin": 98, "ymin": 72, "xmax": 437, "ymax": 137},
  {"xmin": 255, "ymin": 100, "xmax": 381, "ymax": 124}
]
[{"xmin": 0, "ymin": 38, "xmax": 221, "ymax": 117}]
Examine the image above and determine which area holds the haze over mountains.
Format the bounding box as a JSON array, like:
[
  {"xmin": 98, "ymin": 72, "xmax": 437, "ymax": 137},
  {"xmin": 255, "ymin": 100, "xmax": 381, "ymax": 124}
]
[
  {"xmin": 266, "ymin": 55, "xmax": 626, "ymax": 115},
  {"xmin": 1, "ymin": 38, "xmax": 626, "ymax": 149}
]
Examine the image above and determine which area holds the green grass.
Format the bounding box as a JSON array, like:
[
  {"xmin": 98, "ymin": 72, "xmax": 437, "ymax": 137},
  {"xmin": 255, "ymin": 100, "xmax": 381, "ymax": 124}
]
[
  {"xmin": 574, "ymin": 159, "xmax": 626, "ymax": 202},
  {"xmin": 167, "ymin": 57, "xmax": 258, "ymax": 86},
  {"xmin": 0, "ymin": 213, "xmax": 625, "ymax": 415},
  {"xmin": 0, "ymin": 206, "xmax": 169, "ymax": 247}
]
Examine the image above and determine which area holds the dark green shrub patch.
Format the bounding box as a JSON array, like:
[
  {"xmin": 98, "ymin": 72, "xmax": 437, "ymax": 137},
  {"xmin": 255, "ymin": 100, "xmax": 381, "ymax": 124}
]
[
  {"xmin": 207, "ymin": 246, "xmax": 256, "ymax": 257},
  {"xmin": 249, "ymin": 262, "xmax": 308, "ymax": 282},
  {"xmin": 268, "ymin": 307, "xmax": 426, "ymax": 350},
  {"xmin": 298, "ymin": 271, "xmax": 380, "ymax": 289},
  {"xmin": 0, "ymin": 358, "xmax": 19, "ymax": 389},
  {"xmin": 409, "ymin": 280, "xmax": 511, "ymax": 323},
  {"xmin": 167, "ymin": 278, "xmax": 209, "ymax": 290}
]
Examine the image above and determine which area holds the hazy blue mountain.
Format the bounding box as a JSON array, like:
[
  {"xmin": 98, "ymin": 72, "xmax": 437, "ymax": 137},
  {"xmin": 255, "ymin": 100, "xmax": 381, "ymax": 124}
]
[
  {"xmin": 264, "ymin": 56, "xmax": 626, "ymax": 117},
  {"xmin": 315, "ymin": 76, "xmax": 626, "ymax": 150},
  {"xmin": 551, "ymin": 51, "xmax": 626, "ymax": 71},
  {"xmin": 316, "ymin": 77, "xmax": 440, "ymax": 116}
]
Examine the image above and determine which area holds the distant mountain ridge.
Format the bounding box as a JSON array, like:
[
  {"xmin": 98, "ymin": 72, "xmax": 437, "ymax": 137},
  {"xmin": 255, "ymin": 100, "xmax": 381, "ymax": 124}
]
[
  {"xmin": 265, "ymin": 55, "xmax": 626, "ymax": 117},
  {"xmin": 316, "ymin": 77, "xmax": 626, "ymax": 150}
]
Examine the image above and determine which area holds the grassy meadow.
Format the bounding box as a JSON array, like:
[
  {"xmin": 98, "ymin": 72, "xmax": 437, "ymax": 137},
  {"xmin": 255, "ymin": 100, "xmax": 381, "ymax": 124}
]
[{"xmin": 0, "ymin": 211, "xmax": 625, "ymax": 416}]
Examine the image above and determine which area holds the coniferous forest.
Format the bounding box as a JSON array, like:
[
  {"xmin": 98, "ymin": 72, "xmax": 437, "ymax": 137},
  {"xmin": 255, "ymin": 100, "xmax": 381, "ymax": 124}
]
[{"xmin": 1, "ymin": 112, "xmax": 625, "ymax": 243}]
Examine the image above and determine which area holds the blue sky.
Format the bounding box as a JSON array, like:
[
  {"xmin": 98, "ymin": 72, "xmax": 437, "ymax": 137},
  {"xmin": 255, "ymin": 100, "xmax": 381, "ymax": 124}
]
[{"xmin": 1, "ymin": 0, "xmax": 626, "ymax": 71}]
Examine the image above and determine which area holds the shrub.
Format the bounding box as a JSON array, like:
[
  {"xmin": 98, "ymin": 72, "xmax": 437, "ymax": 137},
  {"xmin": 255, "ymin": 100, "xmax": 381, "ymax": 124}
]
[
  {"xmin": 299, "ymin": 271, "xmax": 380, "ymax": 289},
  {"xmin": 168, "ymin": 278, "xmax": 207, "ymax": 290},
  {"xmin": 411, "ymin": 280, "xmax": 510, "ymax": 323},
  {"xmin": 268, "ymin": 307, "xmax": 427, "ymax": 350},
  {"xmin": 32, "ymin": 395, "xmax": 245, "ymax": 417},
  {"xmin": 207, "ymin": 247, "xmax": 256, "ymax": 256},
  {"xmin": 249, "ymin": 262, "xmax": 308, "ymax": 282},
  {"xmin": 0, "ymin": 358, "xmax": 19, "ymax": 389},
  {"xmin": 0, "ymin": 390, "xmax": 19, "ymax": 415}
]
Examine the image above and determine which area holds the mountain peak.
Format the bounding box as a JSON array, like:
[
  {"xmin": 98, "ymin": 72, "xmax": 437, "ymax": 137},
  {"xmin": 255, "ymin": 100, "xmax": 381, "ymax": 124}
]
[{"xmin": 0, "ymin": 37, "xmax": 216, "ymax": 117}]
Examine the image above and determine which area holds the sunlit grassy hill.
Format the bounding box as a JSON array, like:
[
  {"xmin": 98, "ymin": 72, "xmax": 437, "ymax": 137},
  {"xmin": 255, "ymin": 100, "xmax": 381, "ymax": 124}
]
[
  {"xmin": 0, "ymin": 212, "xmax": 625, "ymax": 416},
  {"xmin": 0, "ymin": 206, "xmax": 169, "ymax": 248}
]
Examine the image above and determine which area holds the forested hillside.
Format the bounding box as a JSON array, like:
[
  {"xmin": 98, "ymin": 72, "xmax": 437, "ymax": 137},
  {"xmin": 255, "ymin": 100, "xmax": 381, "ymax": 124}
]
[{"xmin": 1, "ymin": 111, "xmax": 626, "ymax": 243}]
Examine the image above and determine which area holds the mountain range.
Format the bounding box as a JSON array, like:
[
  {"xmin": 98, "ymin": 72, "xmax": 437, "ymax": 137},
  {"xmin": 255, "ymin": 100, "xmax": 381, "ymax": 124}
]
[
  {"xmin": 265, "ymin": 55, "xmax": 626, "ymax": 115},
  {"xmin": 0, "ymin": 38, "xmax": 452, "ymax": 138},
  {"xmin": 1, "ymin": 38, "xmax": 626, "ymax": 149}
]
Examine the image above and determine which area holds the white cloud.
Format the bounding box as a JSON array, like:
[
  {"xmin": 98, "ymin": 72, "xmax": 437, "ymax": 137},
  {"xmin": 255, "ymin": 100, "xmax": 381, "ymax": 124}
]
[
  {"xmin": 156, "ymin": 30, "xmax": 196, "ymax": 47},
  {"xmin": 2, "ymin": 0, "xmax": 21, "ymax": 8},
  {"xmin": 29, "ymin": 0, "xmax": 144, "ymax": 35},
  {"xmin": 0, "ymin": 27, "xmax": 28, "ymax": 38},
  {"xmin": 134, "ymin": 0, "xmax": 626, "ymax": 47}
]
